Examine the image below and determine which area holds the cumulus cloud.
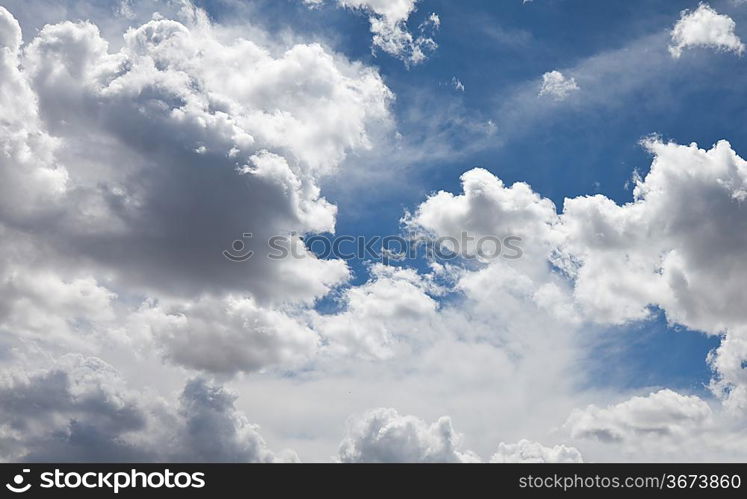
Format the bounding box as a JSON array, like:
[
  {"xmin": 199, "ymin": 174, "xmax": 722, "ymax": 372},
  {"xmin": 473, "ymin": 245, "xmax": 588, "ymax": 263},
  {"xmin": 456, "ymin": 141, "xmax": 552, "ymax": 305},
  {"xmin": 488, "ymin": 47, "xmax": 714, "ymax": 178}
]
[
  {"xmin": 313, "ymin": 165, "xmax": 580, "ymax": 368},
  {"xmin": 566, "ymin": 390, "xmax": 713, "ymax": 444},
  {"xmin": 0, "ymin": 231, "xmax": 320, "ymax": 375},
  {"xmin": 0, "ymin": 6, "xmax": 69, "ymax": 221},
  {"xmin": 314, "ymin": 264, "xmax": 439, "ymax": 359},
  {"xmin": 337, "ymin": 408, "xmax": 480, "ymax": 462},
  {"xmin": 304, "ymin": 0, "xmax": 439, "ymax": 65},
  {"xmin": 174, "ymin": 378, "xmax": 298, "ymax": 463},
  {"xmin": 558, "ymin": 139, "xmax": 747, "ymax": 334},
  {"xmin": 132, "ymin": 295, "xmax": 320, "ymax": 375},
  {"xmin": 407, "ymin": 138, "xmax": 747, "ymax": 426},
  {"xmin": 0, "ymin": 3, "xmax": 396, "ymax": 375},
  {"xmin": 337, "ymin": 408, "xmax": 582, "ymax": 463},
  {"xmin": 561, "ymin": 389, "xmax": 747, "ymax": 461},
  {"xmin": 0, "ymin": 355, "xmax": 150, "ymax": 462},
  {"xmin": 490, "ymin": 440, "xmax": 583, "ymax": 463},
  {"xmin": 708, "ymin": 331, "xmax": 747, "ymax": 413},
  {"xmin": 406, "ymin": 167, "xmax": 579, "ymax": 328},
  {"xmin": 14, "ymin": 9, "xmax": 389, "ymax": 302},
  {"xmin": 411, "ymin": 139, "xmax": 747, "ymax": 414},
  {"xmin": 3, "ymin": 0, "xmax": 747, "ymax": 464},
  {"xmin": 0, "ymin": 355, "xmax": 295, "ymax": 462},
  {"xmin": 538, "ymin": 70, "xmax": 579, "ymax": 100},
  {"xmin": 669, "ymin": 3, "xmax": 745, "ymax": 58}
]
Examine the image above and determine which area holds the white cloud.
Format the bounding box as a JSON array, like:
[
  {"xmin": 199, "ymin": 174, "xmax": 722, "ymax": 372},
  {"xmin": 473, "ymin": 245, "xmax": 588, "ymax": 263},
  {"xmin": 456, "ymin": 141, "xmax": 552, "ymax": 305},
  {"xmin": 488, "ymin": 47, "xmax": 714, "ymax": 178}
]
[
  {"xmin": 538, "ymin": 70, "xmax": 579, "ymax": 100},
  {"xmin": 337, "ymin": 408, "xmax": 583, "ymax": 463},
  {"xmin": 404, "ymin": 140, "xmax": 747, "ymax": 429},
  {"xmin": 708, "ymin": 330, "xmax": 747, "ymax": 413},
  {"xmin": 566, "ymin": 390, "xmax": 713, "ymax": 444},
  {"xmin": 490, "ymin": 440, "xmax": 583, "ymax": 463},
  {"xmin": 0, "ymin": 265, "xmax": 116, "ymax": 346},
  {"xmin": 669, "ymin": 3, "xmax": 745, "ymax": 58},
  {"xmin": 304, "ymin": 0, "xmax": 439, "ymax": 65},
  {"xmin": 133, "ymin": 295, "xmax": 320, "ymax": 375},
  {"xmin": 406, "ymin": 167, "xmax": 575, "ymax": 323},
  {"xmin": 558, "ymin": 139, "xmax": 747, "ymax": 334},
  {"xmin": 0, "ymin": 6, "xmax": 69, "ymax": 221},
  {"xmin": 407, "ymin": 139, "xmax": 747, "ymax": 442},
  {"xmin": 561, "ymin": 389, "xmax": 747, "ymax": 461},
  {"xmin": 337, "ymin": 408, "xmax": 480, "ymax": 462},
  {"xmin": 314, "ymin": 264, "xmax": 439, "ymax": 359},
  {"xmin": 452, "ymin": 76, "xmax": 465, "ymax": 92}
]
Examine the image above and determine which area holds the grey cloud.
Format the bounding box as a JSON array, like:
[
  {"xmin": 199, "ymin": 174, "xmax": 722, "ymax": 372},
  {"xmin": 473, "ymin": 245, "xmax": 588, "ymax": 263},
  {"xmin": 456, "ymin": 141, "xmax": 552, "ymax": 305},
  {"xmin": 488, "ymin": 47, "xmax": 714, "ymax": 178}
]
[
  {"xmin": 12, "ymin": 11, "xmax": 392, "ymax": 302},
  {"xmin": 144, "ymin": 295, "xmax": 319, "ymax": 375},
  {"xmin": 0, "ymin": 355, "xmax": 294, "ymax": 462},
  {"xmin": 175, "ymin": 378, "xmax": 297, "ymax": 463},
  {"xmin": 0, "ymin": 355, "xmax": 150, "ymax": 462},
  {"xmin": 0, "ymin": 3, "xmax": 394, "ymax": 375}
]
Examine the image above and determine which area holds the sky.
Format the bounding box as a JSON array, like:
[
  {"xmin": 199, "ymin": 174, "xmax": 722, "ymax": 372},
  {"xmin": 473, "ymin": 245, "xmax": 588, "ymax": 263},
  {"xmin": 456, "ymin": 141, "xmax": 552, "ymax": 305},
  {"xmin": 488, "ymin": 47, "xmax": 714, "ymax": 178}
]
[{"xmin": 0, "ymin": 0, "xmax": 747, "ymax": 463}]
